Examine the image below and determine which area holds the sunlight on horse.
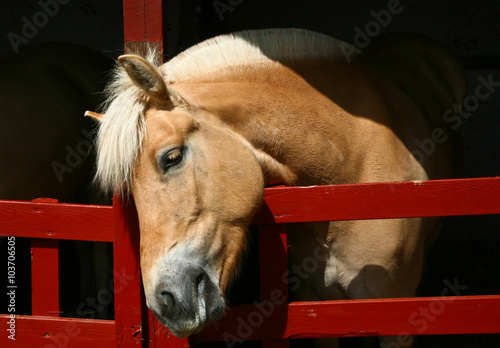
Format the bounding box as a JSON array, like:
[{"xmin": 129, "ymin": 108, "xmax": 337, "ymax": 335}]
[{"xmin": 92, "ymin": 29, "xmax": 466, "ymax": 346}]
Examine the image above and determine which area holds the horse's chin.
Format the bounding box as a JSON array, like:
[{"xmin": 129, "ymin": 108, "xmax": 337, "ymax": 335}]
[
  {"xmin": 169, "ymin": 328, "xmax": 196, "ymax": 339},
  {"xmin": 165, "ymin": 324, "xmax": 197, "ymax": 339},
  {"xmin": 153, "ymin": 301, "xmax": 225, "ymax": 338}
]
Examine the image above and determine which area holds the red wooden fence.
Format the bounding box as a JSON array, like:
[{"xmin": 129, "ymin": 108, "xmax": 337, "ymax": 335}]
[
  {"xmin": 1, "ymin": 1, "xmax": 499, "ymax": 347},
  {"xmin": 1, "ymin": 177, "xmax": 500, "ymax": 347}
]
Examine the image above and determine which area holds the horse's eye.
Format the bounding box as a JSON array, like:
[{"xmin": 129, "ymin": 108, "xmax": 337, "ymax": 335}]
[{"xmin": 159, "ymin": 148, "xmax": 184, "ymax": 172}]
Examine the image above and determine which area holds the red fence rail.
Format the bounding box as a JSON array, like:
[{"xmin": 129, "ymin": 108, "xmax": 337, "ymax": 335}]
[{"xmin": 1, "ymin": 177, "xmax": 500, "ymax": 347}]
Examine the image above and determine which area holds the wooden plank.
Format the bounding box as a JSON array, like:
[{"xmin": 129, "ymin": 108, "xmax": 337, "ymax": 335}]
[
  {"xmin": 112, "ymin": 196, "xmax": 190, "ymax": 347},
  {"xmin": 149, "ymin": 311, "xmax": 190, "ymax": 348},
  {"xmin": 192, "ymin": 295, "xmax": 500, "ymax": 342},
  {"xmin": 255, "ymin": 177, "xmax": 500, "ymax": 224},
  {"xmin": 259, "ymin": 224, "xmax": 290, "ymax": 348},
  {"xmin": 0, "ymin": 314, "xmax": 115, "ymax": 346},
  {"xmin": 123, "ymin": 0, "xmax": 164, "ymax": 51},
  {"xmin": 112, "ymin": 196, "xmax": 144, "ymax": 347},
  {"xmin": 31, "ymin": 239, "xmax": 60, "ymax": 317},
  {"xmin": 3, "ymin": 175, "xmax": 498, "ymax": 345},
  {"xmin": 259, "ymin": 225, "xmax": 289, "ymax": 300},
  {"xmin": 120, "ymin": 1, "xmax": 166, "ymax": 346},
  {"xmin": 0, "ymin": 200, "xmax": 114, "ymax": 242},
  {"xmin": 2, "ymin": 177, "xmax": 495, "ymax": 242}
]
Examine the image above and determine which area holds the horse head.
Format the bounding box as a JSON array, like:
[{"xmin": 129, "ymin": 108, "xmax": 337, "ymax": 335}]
[{"xmin": 93, "ymin": 53, "xmax": 265, "ymax": 337}]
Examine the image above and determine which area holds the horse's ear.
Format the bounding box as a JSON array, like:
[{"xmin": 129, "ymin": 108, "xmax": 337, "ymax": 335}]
[
  {"xmin": 85, "ymin": 110, "xmax": 104, "ymax": 122},
  {"xmin": 118, "ymin": 55, "xmax": 187, "ymax": 106}
]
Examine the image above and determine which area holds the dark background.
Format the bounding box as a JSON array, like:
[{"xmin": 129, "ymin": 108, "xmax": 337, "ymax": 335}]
[{"xmin": 1, "ymin": 1, "xmax": 499, "ymax": 347}]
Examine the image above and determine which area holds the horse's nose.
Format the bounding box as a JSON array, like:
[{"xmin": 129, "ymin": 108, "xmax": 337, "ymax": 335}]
[
  {"xmin": 153, "ymin": 263, "xmax": 225, "ymax": 335},
  {"xmin": 155, "ymin": 265, "xmax": 205, "ymax": 318},
  {"xmin": 157, "ymin": 288, "xmax": 176, "ymax": 314}
]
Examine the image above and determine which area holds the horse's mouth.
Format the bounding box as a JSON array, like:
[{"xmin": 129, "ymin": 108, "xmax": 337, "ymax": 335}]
[
  {"xmin": 152, "ymin": 297, "xmax": 225, "ymax": 338},
  {"xmin": 148, "ymin": 260, "xmax": 227, "ymax": 338}
]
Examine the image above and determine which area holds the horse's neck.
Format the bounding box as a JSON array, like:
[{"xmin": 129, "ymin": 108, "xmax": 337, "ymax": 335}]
[{"xmin": 178, "ymin": 66, "xmax": 357, "ymax": 186}]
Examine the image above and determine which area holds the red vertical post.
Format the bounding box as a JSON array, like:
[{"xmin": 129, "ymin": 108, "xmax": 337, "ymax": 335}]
[
  {"xmin": 113, "ymin": 196, "xmax": 143, "ymax": 346},
  {"xmin": 31, "ymin": 239, "xmax": 60, "ymax": 316},
  {"xmin": 259, "ymin": 224, "xmax": 290, "ymax": 347},
  {"xmin": 113, "ymin": 194, "xmax": 190, "ymax": 348},
  {"xmin": 123, "ymin": 0, "xmax": 165, "ymax": 55},
  {"xmin": 121, "ymin": 1, "xmax": 183, "ymax": 346},
  {"xmin": 148, "ymin": 311, "xmax": 191, "ymax": 348}
]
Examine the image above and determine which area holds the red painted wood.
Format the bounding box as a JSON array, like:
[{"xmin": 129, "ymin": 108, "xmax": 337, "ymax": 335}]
[
  {"xmin": 31, "ymin": 198, "xmax": 58, "ymax": 204},
  {"xmin": 0, "ymin": 314, "xmax": 115, "ymax": 346},
  {"xmin": 193, "ymin": 295, "xmax": 500, "ymax": 342},
  {"xmin": 31, "ymin": 239, "xmax": 60, "ymax": 317},
  {"xmin": 1, "ymin": 175, "xmax": 499, "ymax": 346},
  {"xmin": 147, "ymin": 311, "xmax": 190, "ymax": 348},
  {"xmin": 259, "ymin": 224, "xmax": 290, "ymax": 348},
  {"xmin": 113, "ymin": 196, "xmax": 143, "ymax": 347},
  {"xmin": 255, "ymin": 177, "xmax": 500, "ymax": 224},
  {"xmin": 259, "ymin": 225, "xmax": 289, "ymax": 300},
  {"xmin": 123, "ymin": 0, "xmax": 164, "ymax": 47},
  {"xmin": 0, "ymin": 200, "xmax": 114, "ymax": 242}
]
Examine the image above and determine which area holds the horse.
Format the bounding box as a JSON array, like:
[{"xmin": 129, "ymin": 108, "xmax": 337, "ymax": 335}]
[
  {"xmin": 91, "ymin": 29, "xmax": 466, "ymax": 347},
  {"xmin": 0, "ymin": 43, "xmax": 113, "ymax": 319}
]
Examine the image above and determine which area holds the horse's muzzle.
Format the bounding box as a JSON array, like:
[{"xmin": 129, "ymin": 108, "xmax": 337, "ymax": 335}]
[{"xmin": 151, "ymin": 262, "xmax": 225, "ymax": 337}]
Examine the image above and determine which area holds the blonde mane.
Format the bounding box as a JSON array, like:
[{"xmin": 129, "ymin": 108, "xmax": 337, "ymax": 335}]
[
  {"xmin": 162, "ymin": 28, "xmax": 357, "ymax": 83},
  {"xmin": 96, "ymin": 29, "xmax": 358, "ymax": 193}
]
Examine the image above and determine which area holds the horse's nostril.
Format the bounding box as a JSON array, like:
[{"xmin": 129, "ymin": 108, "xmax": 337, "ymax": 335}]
[
  {"xmin": 194, "ymin": 271, "xmax": 205, "ymax": 287},
  {"xmin": 159, "ymin": 290, "xmax": 175, "ymax": 308},
  {"xmin": 193, "ymin": 270, "xmax": 211, "ymax": 298}
]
